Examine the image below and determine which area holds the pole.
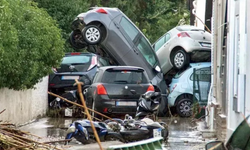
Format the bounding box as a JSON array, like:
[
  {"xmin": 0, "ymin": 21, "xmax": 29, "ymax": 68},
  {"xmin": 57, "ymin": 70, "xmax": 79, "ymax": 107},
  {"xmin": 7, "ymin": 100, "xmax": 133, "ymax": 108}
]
[{"xmin": 75, "ymin": 79, "xmax": 103, "ymax": 150}]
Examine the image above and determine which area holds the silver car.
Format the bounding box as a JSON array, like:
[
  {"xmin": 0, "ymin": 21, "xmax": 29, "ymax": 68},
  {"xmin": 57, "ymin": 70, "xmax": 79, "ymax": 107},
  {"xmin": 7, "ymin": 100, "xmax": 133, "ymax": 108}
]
[{"xmin": 152, "ymin": 25, "xmax": 211, "ymax": 75}]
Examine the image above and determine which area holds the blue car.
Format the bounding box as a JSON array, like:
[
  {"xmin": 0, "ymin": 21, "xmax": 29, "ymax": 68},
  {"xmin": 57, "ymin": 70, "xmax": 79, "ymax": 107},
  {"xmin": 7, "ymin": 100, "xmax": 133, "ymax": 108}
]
[{"xmin": 168, "ymin": 62, "xmax": 211, "ymax": 117}]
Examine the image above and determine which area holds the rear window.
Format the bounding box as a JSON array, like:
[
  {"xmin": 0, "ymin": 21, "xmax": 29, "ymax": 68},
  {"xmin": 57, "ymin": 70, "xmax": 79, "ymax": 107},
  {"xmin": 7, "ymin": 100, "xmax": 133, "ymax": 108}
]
[
  {"xmin": 176, "ymin": 26, "xmax": 201, "ymax": 31},
  {"xmin": 62, "ymin": 55, "xmax": 91, "ymax": 64},
  {"xmin": 57, "ymin": 55, "xmax": 92, "ymax": 72},
  {"xmin": 102, "ymin": 70, "xmax": 148, "ymax": 84}
]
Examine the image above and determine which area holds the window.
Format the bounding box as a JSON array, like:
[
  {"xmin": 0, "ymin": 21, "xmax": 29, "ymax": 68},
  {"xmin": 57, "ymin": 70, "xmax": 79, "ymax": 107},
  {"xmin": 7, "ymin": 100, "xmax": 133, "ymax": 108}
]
[
  {"xmin": 233, "ymin": 15, "xmax": 240, "ymax": 112},
  {"xmin": 120, "ymin": 17, "xmax": 139, "ymax": 41},
  {"xmin": 154, "ymin": 36, "xmax": 165, "ymax": 52},
  {"xmin": 62, "ymin": 55, "xmax": 90, "ymax": 64},
  {"xmin": 165, "ymin": 33, "xmax": 171, "ymax": 42},
  {"xmin": 102, "ymin": 70, "xmax": 147, "ymax": 84},
  {"xmin": 136, "ymin": 37, "xmax": 157, "ymax": 67},
  {"xmin": 190, "ymin": 67, "xmax": 211, "ymax": 82}
]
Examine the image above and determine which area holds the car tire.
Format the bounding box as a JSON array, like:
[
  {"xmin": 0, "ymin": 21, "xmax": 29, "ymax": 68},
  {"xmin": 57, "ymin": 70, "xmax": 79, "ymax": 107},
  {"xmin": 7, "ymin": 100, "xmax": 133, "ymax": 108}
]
[
  {"xmin": 82, "ymin": 25, "xmax": 102, "ymax": 45},
  {"xmin": 171, "ymin": 49, "xmax": 190, "ymax": 70},
  {"xmin": 176, "ymin": 98, "xmax": 193, "ymax": 117},
  {"xmin": 69, "ymin": 30, "xmax": 86, "ymax": 50}
]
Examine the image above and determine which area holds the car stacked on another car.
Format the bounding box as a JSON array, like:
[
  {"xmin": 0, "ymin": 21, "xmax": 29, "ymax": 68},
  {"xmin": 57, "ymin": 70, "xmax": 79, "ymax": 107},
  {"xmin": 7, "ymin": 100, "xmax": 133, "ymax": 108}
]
[
  {"xmin": 84, "ymin": 66, "xmax": 155, "ymax": 118},
  {"xmin": 168, "ymin": 62, "xmax": 211, "ymax": 117},
  {"xmin": 152, "ymin": 25, "xmax": 211, "ymax": 75},
  {"xmin": 48, "ymin": 52, "xmax": 97, "ymax": 101},
  {"xmin": 69, "ymin": 7, "xmax": 168, "ymax": 115}
]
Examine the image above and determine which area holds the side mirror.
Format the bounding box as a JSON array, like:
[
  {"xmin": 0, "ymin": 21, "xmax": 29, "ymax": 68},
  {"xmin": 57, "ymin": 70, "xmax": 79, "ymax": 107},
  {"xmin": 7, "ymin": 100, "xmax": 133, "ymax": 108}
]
[{"xmin": 205, "ymin": 141, "xmax": 225, "ymax": 150}]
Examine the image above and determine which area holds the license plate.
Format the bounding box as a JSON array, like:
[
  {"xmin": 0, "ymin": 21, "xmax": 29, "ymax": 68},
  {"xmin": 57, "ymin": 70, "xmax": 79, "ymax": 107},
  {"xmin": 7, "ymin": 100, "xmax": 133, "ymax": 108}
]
[
  {"xmin": 200, "ymin": 42, "xmax": 211, "ymax": 48},
  {"xmin": 153, "ymin": 128, "xmax": 162, "ymax": 138},
  {"xmin": 116, "ymin": 101, "xmax": 137, "ymax": 106},
  {"xmin": 61, "ymin": 76, "xmax": 79, "ymax": 80}
]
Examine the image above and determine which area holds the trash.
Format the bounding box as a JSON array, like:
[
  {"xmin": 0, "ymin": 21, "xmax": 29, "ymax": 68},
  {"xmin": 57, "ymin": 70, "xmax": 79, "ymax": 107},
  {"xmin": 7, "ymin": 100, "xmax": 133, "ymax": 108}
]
[{"xmin": 65, "ymin": 108, "xmax": 73, "ymax": 117}]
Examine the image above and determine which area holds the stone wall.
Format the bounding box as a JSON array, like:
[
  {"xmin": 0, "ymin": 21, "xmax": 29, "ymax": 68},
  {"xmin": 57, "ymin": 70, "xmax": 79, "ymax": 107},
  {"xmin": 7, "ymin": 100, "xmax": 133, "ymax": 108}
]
[{"xmin": 0, "ymin": 77, "xmax": 48, "ymax": 125}]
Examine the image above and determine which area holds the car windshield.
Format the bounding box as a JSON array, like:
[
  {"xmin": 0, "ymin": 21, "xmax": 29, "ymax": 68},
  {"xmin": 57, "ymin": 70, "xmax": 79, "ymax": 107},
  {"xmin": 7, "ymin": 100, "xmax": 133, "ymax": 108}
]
[
  {"xmin": 57, "ymin": 55, "xmax": 92, "ymax": 72},
  {"xmin": 137, "ymin": 37, "xmax": 157, "ymax": 67},
  {"xmin": 102, "ymin": 70, "xmax": 147, "ymax": 84}
]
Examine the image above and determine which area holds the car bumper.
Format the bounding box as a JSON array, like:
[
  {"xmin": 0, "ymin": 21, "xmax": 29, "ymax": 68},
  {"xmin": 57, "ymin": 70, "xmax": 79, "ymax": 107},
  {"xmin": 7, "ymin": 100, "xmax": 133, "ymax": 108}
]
[
  {"xmin": 94, "ymin": 95, "xmax": 138, "ymax": 115},
  {"xmin": 167, "ymin": 91, "xmax": 183, "ymax": 107}
]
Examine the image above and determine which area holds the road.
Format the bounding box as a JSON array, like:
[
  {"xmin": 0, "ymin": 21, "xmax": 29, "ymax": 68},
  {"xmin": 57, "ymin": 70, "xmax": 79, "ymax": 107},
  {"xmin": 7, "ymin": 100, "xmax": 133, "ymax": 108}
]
[{"xmin": 19, "ymin": 117, "xmax": 213, "ymax": 150}]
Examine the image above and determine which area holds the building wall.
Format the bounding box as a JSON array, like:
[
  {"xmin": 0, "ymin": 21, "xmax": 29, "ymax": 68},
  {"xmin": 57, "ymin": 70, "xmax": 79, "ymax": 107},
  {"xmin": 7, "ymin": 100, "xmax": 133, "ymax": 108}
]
[
  {"xmin": 0, "ymin": 77, "xmax": 48, "ymax": 125},
  {"xmin": 226, "ymin": 0, "xmax": 249, "ymax": 140}
]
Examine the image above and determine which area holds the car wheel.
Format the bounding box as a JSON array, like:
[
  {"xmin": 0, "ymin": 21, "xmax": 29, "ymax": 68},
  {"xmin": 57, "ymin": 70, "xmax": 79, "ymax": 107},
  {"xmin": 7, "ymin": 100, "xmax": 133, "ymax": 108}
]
[
  {"xmin": 83, "ymin": 25, "xmax": 102, "ymax": 45},
  {"xmin": 69, "ymin": 30, "xmax": 86, "ymax": 50},
  {"xmin": 176, "ymin": 98, "xmax": 193, "ymax": 117},
  {"xmin": 172, "ymin": 49, "xmax": 190, "ymax": 70}
]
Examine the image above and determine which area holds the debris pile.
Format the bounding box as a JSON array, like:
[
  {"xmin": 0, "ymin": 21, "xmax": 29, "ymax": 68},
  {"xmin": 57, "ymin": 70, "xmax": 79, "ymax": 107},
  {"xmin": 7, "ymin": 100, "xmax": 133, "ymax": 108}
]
[{"xmin": 0, "ymin": 109, "xmax": 63, "ymax": 150}]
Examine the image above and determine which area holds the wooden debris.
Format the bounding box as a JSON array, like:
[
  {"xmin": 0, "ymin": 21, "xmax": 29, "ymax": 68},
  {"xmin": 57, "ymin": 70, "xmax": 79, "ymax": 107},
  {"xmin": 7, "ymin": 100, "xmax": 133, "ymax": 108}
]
[{"xmin": 0, "ymin": 113, "xmax": 63, "ymax": 150}]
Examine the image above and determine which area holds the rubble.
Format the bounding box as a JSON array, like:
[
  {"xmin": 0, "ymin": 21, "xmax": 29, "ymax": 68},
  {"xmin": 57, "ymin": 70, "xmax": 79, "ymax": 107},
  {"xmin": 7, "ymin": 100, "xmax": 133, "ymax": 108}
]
[{"xmin": 0, "ymin": 109, "xmax": 65, "ymax": 150}]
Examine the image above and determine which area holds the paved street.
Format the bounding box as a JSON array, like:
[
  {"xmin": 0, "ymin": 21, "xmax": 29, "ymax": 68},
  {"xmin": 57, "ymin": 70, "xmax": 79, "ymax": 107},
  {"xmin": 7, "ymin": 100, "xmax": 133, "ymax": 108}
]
[{"xmin": 19, "ymin": 117, "xmax": 214, "ymax": 150}]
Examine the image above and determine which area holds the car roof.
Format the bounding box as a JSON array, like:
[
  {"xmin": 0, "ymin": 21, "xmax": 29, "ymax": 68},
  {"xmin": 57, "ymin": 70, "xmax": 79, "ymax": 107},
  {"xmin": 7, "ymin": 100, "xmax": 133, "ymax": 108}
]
[
  {"xmin": 189, "ymin": 62, "xmax": 211, "ymax": 68},
  {"xmin": 98, "ymin": 66, "xmax": 145, "ymax": 71}
]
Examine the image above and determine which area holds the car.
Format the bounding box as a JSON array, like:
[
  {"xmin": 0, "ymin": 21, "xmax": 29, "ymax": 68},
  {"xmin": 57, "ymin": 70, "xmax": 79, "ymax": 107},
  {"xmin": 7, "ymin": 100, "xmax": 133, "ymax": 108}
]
[
  {"xmin": 69, "ymin": 7, "xmax": 168, "ymax": 115},
  {"xmin": 152, "ymin": 25, "xmax": 211, "ymax": 75},
  {"xmin": 48, "ymin": 52, "xmax": 97, "ymax": 101},
  {"xmin": 84, "ymin": 66, "xmax": 155, "ymax": 117},
  {"xmin": 167, "ymin": 62, "xmax": 211, "ymax": 117},
  {"xmin": 205, "ymin": 114, "xmax": 250, "ymax": 150}
]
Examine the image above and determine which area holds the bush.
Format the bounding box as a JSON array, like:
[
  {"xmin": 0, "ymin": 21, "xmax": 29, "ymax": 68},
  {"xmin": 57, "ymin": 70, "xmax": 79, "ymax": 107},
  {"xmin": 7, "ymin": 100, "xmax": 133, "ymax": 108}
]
[{"xmin": 0, "ymin": 0, "xmax": 64, "ymax": 90}]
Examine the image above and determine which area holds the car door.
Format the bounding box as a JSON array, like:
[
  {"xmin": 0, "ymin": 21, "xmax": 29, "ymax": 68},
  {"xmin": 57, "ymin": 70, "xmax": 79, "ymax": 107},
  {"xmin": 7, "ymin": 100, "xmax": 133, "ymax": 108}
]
[{"xmin": 189, "ymin": 66, "xmax": 211, "ymax": 104}]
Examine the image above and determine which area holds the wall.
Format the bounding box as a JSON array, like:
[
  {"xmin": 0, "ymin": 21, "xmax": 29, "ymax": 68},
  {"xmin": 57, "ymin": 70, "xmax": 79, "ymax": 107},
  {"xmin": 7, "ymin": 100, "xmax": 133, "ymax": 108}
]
[
  {"xmin": 0, "ymin": 77, "xmax": 48, "ymax": 125},
  {"xmin": 226, "ymin": 0, "xmax": 249, "ymax": 140}
]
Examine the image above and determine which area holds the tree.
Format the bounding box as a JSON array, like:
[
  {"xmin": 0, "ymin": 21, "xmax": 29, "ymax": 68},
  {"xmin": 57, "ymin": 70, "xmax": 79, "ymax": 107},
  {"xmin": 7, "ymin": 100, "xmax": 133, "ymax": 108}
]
[
  {"xmin": 0, "ymin": 0, "xmax": 64, "ymax": 90},
  {"xmin": 33, "ymin": 0, "xmax": 94, "ymax": 52},
  {"xmin": 101, "ymin": 0, "xmax": 189, "ymax": 42}
]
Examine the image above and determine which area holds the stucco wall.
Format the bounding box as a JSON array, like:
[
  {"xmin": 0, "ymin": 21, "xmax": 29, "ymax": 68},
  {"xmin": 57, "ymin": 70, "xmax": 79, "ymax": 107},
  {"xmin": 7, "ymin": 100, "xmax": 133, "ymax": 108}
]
[{"xmin": 0, "ymin": 77, "xmax": 48, "ymax": 125}]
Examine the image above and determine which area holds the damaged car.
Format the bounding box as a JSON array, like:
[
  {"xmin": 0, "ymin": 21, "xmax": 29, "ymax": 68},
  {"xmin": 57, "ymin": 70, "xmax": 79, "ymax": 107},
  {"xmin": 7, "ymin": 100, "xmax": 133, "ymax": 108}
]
[{"xmin": 69, "ymin": 7, "xmax": 168, "ymax": 115}]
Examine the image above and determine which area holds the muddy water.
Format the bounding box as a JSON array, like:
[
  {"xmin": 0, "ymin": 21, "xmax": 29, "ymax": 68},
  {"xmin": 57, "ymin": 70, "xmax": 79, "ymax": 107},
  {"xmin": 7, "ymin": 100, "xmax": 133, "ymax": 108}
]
[{"xmin": 19, "ymin": 117, "xmax": 209, "ymax": 150}]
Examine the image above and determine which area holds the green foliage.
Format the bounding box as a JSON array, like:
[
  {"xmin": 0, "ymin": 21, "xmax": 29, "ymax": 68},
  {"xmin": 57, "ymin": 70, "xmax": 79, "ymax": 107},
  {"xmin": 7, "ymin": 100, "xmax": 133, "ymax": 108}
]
[
  {"xmin": 0, "ymin": 0, "xmax": 64, "ymax": 90},
  {"xmin": 33, "ymin": 0, "xmax": 94, "ymax": 52},
  {"xmin": 101, "ymin": 0, "xmax": 190, "ymax": 42}
]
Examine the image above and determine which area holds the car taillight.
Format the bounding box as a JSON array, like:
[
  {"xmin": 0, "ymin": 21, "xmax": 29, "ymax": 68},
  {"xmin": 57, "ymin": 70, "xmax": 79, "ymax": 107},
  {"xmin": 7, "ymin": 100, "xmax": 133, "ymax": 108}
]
[
  {"xmin": 177, "ymin": 32, "xmax": 190, "ymax": 38},
  {"xmin": 70, "ymin": 52, "xmax": 81, "ymax": 55},
  {"xmin": 97, "ymin": 84, "xmax": 107, "ymax": 95},
  {"xmin": 49, "ymin": 83, "xmax": 55, "ymax": 87},
  {"xmin": 96, "ymin": 8, "xmax": 107, "ymax": 14},
  {"xmin": 147, "ymin": 85, "xmax": 155, "ymax": 92},
  {"xmin": 87, "ymin": 56, "xmax": 97, "ymax": 71}
]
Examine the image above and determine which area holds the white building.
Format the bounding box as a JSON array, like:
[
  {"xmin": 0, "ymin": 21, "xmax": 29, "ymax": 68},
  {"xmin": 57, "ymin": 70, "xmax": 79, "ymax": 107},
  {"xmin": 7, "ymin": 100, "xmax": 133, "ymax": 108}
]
[{"xmin": 205, "ymin": 0, "xmax": 250, "ymax": 141}]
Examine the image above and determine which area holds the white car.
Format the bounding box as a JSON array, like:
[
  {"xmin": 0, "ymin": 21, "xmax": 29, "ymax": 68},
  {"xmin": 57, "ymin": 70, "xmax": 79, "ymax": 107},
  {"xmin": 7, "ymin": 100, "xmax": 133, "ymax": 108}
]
[
  {"xmin": 152, "ymin": 25, "xmax": 211, "ymax": 75},
  {"xmin": 167, "ymin": 62, "xmax": 211, "ymax": 117}
]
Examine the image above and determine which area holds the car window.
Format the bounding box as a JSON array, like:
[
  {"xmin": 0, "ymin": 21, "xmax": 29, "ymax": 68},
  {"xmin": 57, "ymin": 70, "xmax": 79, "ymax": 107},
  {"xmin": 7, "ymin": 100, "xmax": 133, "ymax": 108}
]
[
  {"xmin": 165, "ymin": 33, "xmax": 171, "ymax": 42},
  {"xmin": 62, "ymin": 55, "xmax": 90, "ymax": 64},
  {"xmin": 120, "ymin": 17, "xmax": 139, "ymax": 41},
  {"xmin": 227, "ymin": 116, "xmax": 250, "ymax": 150},
  {"xmin": 190, "ymin": 67, "xmax": 211, "ymax": 82},
  {"xmin": 57, "ymin": 55, "xmax": 92, "ymax": 72},
  {"xmin": 102, "ymin": 70, "xmax": 148, "ymax": 84},
  {"xmin": 173, "ymin": 67, "xmax": 190, "ymax": 78},
  {"xmin": 136, "ymin": 37, "xmax": 157, "ymax": 67},
  {"xmin": 154, "ymin": 36, "xmax": 165, "ymax": 52}
]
